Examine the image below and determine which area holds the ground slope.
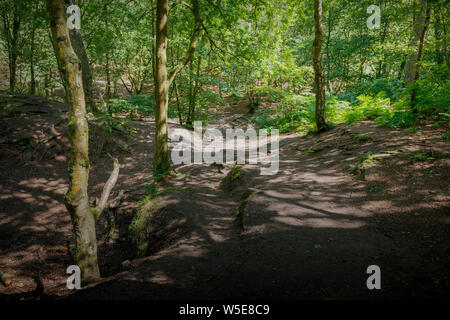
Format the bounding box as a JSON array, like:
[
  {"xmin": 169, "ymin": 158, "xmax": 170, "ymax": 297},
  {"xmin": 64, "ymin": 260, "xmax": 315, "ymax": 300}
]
[{"xmin": 0, "ymin": 92, "xmax": 449, "ymax": 299}]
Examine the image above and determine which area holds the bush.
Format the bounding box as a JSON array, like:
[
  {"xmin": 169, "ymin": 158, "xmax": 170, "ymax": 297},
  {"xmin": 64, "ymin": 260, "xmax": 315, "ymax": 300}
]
[
  {"xmin": 344, "ymin": 93, "xmax": 391, "ymax": 123},
  {"xmin": 326, "ymin": 95, "xmax": 351, "ymax": 124},
  {"xmin": 254, "ymin": 93, "xmax": 316, "ymax": 133},
  {"xmin": 254, "ymin": 86, "xmax": 285, "ymax": 102},
  {"xmin": 339, "ymin": 79, "xmax": 402, "ymax": 102},
  {"xmin": 406, "ymin": 64, "xmax": 450, "ymax": 114},
  {"xmin": 375, "ymin": 110, "xmax": 418, "ymax": 128},
  {"xmin": 109, "ymin": 95, "xmax": 156, "ymax": 115},
  {"xmin": 255, "ymin": 91, "xmax": 391, "ymax": 133}
]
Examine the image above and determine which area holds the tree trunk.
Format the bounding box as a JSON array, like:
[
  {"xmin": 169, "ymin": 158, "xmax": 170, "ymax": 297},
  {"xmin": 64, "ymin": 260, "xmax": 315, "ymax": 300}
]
[
  {"xmin": 106, "ymin": 51, "xmax": 111, "ymax": 102},
  {"xmin": 10, "ymin": 4, "xmax": 20, "ymax": 93},
  {"xmin": 410, "ymin": 3, "xmax": 431, "ymax": 112},
  {"xmin": 154, "ymin": 0, "xmax": 170, "ymax": 173},
  {"xmin": 1, "ymin": 2, "xmax": 21, "ymax": 92},
  {"xmin": 325, "ymin": 8, "xmax": 332, "ymax": 92},
  {"xmin": 187, "ymin": 54, "xmax": 202, "ymax": 126},
  {"xmin": 404, "ymin": 0, "xmax": 430, "ymax": 86},
  {"xmin": 44, "ymin": 73, "xmax": 50, "ymax": 97},
  {"xmin": 376, "ymin": 17, "xmax": 389, "ymax": 79},
  {"xmin": 312, "ymin": 0, "xmax": 328, "ymax": 132},
  {"xmin": 173, "ymin": 80, "xmax": 183, "ymax": 125},
  {"xmin": 104, "ymin": 2, "xmax": 111, "ymax": 104},
  {"xmin": 30, "ymin": 22, "xmax": 36, "ymax": 95},
  {"xmin": 167, "ymin": 0, "xmax": 201, "ymax": 86},
  {"xmin": 436, "ymin": 4, "xmax": 449, "ymax": 68},
  {"xmin": 153, "ymin": 0, "xmax": 202, "ymax": 173},
  {"xmin": 46, "ymin": 0, "xmax": 100, "ymax": 280},
  {"xmin": 434, "ymin": 7, "xmax": 443, "ymax": 65},
  {"xmin": 65, "ymin": 0, "xmax": 95, "ymax": 112},
  {"xmin": 151, "ymin": 5, "xmax": 156, "ymax": 89}
]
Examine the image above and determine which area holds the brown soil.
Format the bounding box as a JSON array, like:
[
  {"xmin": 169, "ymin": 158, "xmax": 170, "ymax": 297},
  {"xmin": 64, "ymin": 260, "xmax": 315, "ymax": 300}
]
[{"xmin": 0, "ymin": 91, "xmax": 449, "ymax": 300}]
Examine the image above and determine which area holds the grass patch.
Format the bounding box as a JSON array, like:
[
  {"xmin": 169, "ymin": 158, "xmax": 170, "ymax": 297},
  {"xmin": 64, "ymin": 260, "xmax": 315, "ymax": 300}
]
[
  {"xmin": 306, "ymin": 145, "xmax": 326, "ymax": 153},
  {"xmin": 410, "ymin": 150, "xmax": 446, "ymax": 163},
  {"xmin": 355, "ymin": 134, "xmax": 372, "ymax": 142},
  {"xmin": 128, "ymin": 194, "xmax": 165, "ymax": 258},
  {"xmin": 442, "ymin": 132, "xmax": 450, "ymax": 140},
  {"xmin": 349, "ymin": 152, "xmax": 376, "ymax": 180},
  {"xmin": 231, "ymin": 164, "xmax": 244, "ymax": 182},
  {"xmin": 403, "ymin": 127, "xmax": 417, "ymax": 133}
]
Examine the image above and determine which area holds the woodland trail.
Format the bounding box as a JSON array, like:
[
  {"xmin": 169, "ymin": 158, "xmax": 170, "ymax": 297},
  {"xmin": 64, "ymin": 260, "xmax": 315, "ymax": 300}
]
[
  {"xmin": 0, "ymin": 93, "xmax": 448, "ymax": 299},
  {"xmin": 69, "ymin": 109, "xmax": 449, "ymax": 300}
]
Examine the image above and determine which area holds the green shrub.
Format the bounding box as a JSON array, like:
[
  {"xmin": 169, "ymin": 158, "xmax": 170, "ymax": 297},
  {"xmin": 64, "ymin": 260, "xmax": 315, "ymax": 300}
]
[
  {"xmin": 344, "ymin": 94, "xmax": 391, "ymax": 123},
  {"xmin": 376, "ymin": 110, "xmax": 417, "ymax": 128},
  {"xmin": 406, "ymin": 64, "xmax": 450, "ymax": 114},
  {"xmin": 442, "ymin": 132, "xmax": 450, "ymax": 140},
  {"xmin": 253, "ymin": 93, "xmax": 316, "ymax": 134},
  {"xmin": 326, "ymin": 96, "xmax": 351, "ymax": 124},
  {"xmin": 355, "ymin": 134, "xmax": 372, "ymax": 142},
  {"xmin": 109, "ymin": 95, "xmax": 156, "ymax": 115},
  {"xmin": 339, "ymin": 79, "xmax": 402, "ymax": 102},
  {"xmin": 97, "ymin": 114, "xmax": 137, "ymax": 134},
  {"xmin": 254, "ymin": 86, "xmax": 285, "ymax": 102}
]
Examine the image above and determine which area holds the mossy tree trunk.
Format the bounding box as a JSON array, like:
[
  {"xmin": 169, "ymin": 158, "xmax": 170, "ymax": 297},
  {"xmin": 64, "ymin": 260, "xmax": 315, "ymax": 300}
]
[
  {"xmin": 153, "ymin": 0, "xmax": 202, "ymax": 173},
  {"xmin": 154, "ymin": 0, "xmax": 170, "ymax": 173},
  {"xmin": 65, "ymin": 0, "xmax": 95, "ymax": 113},
  {"xmin": 46, "ymin": 0, "xmax": 99, "ymax": 280},
  {"xmin": 312, "ymin": 0, "xmax": 329, "ymax": 133}
]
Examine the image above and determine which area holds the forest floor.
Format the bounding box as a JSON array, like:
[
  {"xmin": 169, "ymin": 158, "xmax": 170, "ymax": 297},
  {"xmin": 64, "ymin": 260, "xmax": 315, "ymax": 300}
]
[{"xmin": 0, "ymin": 90, "xmax": 449, "ymax": 300}]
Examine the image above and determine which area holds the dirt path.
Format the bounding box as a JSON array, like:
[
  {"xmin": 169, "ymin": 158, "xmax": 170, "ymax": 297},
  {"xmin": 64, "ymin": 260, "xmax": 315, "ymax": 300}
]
[
  {"xmin": 69, "ymin": 115, "xmax": 449, "ymax": 300},
  {"xmin": 0, "ymin": 93, "xmax": 449, "ymax": 299}
]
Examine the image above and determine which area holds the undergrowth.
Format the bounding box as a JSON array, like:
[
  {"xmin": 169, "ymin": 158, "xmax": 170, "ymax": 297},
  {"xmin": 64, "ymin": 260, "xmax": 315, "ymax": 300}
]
[{"xmin": 253, "ymin": 75, "xmax": 449, "ymax": 133}]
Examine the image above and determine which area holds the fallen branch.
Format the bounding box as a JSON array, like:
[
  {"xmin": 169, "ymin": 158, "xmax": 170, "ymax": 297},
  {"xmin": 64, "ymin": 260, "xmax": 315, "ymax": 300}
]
[{"xmin": 95, "ymin": 155, "xmax": 120, "ymax": 216}]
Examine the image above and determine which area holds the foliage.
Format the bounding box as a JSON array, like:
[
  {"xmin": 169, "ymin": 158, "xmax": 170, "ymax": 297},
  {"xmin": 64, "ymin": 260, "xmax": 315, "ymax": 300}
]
[
  {"xmin": 230, "ymin": 164, "xmax": 244, "ymax": 182},
  {"xmin": 339, "ymin": 79, "xmax": 403, "ymax": 103},
  {"xmin": 254, "ymin": 90, "xmax": 395, "ymax": 134},
  {"xmin": 109, "ymin": 95, "xmax": 157, "ymax": 116},
  {"xmin": 344, "ymin": 94, "xmax": 391, "ymax": 124},
  {"xmin": 128, "ymin": 193, "xmax": 165, "ymax": 258},
  {"xmin": 355, "ymin": 134, "xmax": 372, "ymax": 142},
  {"xmin": 97, "ymin": 114, "xmax": 137, "ymax": 135},
  {"xmin": 375, "ymin": 110, "xmax": 418, "ymax": 128},
  {"xmin": 405, "ymin": 64, "xmax": 450, "ymax": 114},
  {"xmin": 0, "ymin": 0, "xmax": 448, "ymax": 137}
]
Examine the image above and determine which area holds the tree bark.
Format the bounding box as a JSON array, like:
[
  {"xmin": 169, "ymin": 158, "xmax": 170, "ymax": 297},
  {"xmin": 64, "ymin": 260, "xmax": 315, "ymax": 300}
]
[
  {"xmin": 376, "ymin": 17, "xmax": 389, "ymax": 79},
  {"xmin": 325, "ymin": 7, "xmax": 332, "ymax": 92},
  {"xmin": 154, "ymin": 0, "xmax": 170, "ymax": 173},
  {"xmin": 30, "ymin": 18, "xmax": 36, "ymax": 95},
  {"xmin": 312, "ymin": 0, "xmax": 328, "ymax": 132},
  {"xmin": 65, "ymin": 0, "xmax": 95, "ymax": 112},
  {"xmin": 1, "ymin": 1, "xmax": 21, "ymax": 92},
  {"xmin": 46, "ymin": 0, "xmax": 99, "ymax": 280},
  {"xmin": 404, "ymin": 0, "xmax": 430, "ymax": 86},
  {"xmin": 436, "ymin": 4, "xmax": 449, "ymax": 68},
  {"xmin": 434, "ymin": 7, "xmax": 443, "ymax": 65},
  {"xmin": 167, "ymin": 0, "xmax": 201, "ymax": 87},
  {"xmin": 410, "ymin": 3, "xmax": 431, "ymax": 111}
]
